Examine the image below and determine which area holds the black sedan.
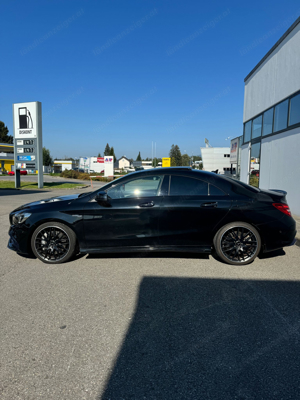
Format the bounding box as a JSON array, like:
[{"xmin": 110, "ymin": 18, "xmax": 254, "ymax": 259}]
[{"xmin": 8, "ymin": 167, "xmax": 296, "ymax": 266}]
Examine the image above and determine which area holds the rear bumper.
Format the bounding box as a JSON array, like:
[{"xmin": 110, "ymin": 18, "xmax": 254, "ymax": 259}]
[{"xmin": 260, "ymin": 218, "xmax": 297, "ymax": 253}]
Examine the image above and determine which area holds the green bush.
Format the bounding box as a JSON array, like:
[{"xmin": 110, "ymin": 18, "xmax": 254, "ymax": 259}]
[
  {"xmin": 59, "ymin": 169, "xmax": 117, "ymax": 182},
  {"xmin": 92, "ymin": 176, "xmax": 114, "ymax": 182},
  {"xmin": 60, "ymin": 169, "xmax": 79, "ymax": 179},
  {"xmin": 78, "ymin": 173, "xmax": 90, "ymax": 180}
]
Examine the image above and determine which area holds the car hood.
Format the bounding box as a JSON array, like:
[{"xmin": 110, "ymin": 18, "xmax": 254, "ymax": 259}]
[{"xmin": 13, "ymin": 193, "xmax": 82, "ymax": 212}]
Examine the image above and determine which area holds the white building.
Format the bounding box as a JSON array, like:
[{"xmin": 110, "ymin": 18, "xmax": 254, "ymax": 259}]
[
  {"xmin": 53, "ymin": 160, "xmax": 76, "ymax": 173},
  {"xmin": 240, "ymin": 16, "xmax": 300, "ymax": 216},
  {"xmin": 132, "ymin": 160, "xmax": 153, "ymax": 170},
  {"xmin": 115, "ymin": 156, "xmax": 131, "ymax": 170},
  {"xmin": 80, "ymin": 156, "xmax": 114, "ymax": 176},
  {"xmin": 200, "ymin": 147, "xmax": 231, "ymax": 174}
]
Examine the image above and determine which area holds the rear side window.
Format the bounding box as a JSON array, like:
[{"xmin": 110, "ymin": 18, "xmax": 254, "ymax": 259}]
[
  {"xmin": 209, "ymin": 184, "xmax": 225, "ymax": 196},
  {"xmin": 170, "ymin": 176, "xmax": 208, "ymax": 196}
]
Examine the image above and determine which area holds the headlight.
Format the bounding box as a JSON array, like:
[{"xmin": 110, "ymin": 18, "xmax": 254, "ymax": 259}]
[{"xmin": 12, "ymin": 212, "xmax": 31, "ymax": 225}]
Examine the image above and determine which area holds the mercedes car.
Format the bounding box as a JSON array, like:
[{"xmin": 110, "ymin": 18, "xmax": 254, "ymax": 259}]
[{"xmin": 8, "ymin": 167, "xmax": 296, "ymax": 266}]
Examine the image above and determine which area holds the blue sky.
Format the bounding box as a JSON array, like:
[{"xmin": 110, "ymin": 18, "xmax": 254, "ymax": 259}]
[{"xmin": 1, "ymin": 0, "xmax": 300, "ymax": 159}]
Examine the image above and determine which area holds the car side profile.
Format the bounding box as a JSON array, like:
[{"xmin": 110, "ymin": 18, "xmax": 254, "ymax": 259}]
[{"xmin": 8, "ymin": 167, "xmax": 296, "ymax": 266}]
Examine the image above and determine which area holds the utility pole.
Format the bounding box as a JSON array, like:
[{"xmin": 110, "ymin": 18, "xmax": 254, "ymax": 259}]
[{"xmin": 152, "ymin": 141, "xmax": 153, "ymax": 167}]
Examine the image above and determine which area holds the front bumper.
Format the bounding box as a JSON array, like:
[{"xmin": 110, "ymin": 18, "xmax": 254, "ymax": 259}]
[{"xmin": 8, "ymin": 225, "xmax": 31, "ymax": 255}]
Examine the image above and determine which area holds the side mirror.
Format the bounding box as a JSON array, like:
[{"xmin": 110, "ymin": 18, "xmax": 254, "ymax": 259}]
[{"xmin": 95, "ymin": 191, "xmax": 109, "ymax": 204}]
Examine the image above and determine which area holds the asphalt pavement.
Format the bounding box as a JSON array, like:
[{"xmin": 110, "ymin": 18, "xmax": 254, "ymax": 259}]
[{"xmin": 1, "ymin": 188, "xmax": 300, "ymax": 399}]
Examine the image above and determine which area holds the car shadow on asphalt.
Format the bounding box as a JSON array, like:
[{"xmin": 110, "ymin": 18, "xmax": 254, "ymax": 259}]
[
  {"xmin": 0, "ymin": 189, "xmax": 51, "ymax": 196},
  {"xmin": 99, "ymin": 276, "xmax": 300, "ymax": 400}
]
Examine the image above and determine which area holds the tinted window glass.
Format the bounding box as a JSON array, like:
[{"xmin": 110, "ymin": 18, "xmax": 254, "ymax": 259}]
[
  {"xmin": 289, "ymin": 94, "xmax": 300, "ymax": 126},
  {"xmin": 209, "ymin": 184, "xmax": 225, "ymax": 196},
  {"xmin": 108, "ymin": 176, "xmax": 162, "ymax": 199},
  {"xmin": 159, "ymin": 175, "xmax": 169, "ymax": 196},
  {"xmin": 244, "ymin": 120, "xmax": 252, "ymax": 142},
  {"xmin": 274, "ymin": 100, "xmax": 288, "ymax": 132},
  {"xmin": 262, "ymin": 108, "xmax": 273, "ymax": 136},
  {"xmin": 252, "ymin": 115, "xmax": 262, "ymax": 139},
  {"xmin": 170, "ymin": 176, "xmax": 208, "ymax": 196}
]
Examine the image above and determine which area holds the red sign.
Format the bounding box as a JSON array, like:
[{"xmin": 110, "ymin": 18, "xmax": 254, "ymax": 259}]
[{"xmin": 97, "ymin": 157, "xmax": 104, "ymax": 163}]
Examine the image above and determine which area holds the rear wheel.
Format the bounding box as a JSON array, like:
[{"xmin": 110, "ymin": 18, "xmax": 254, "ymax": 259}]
[
  {"xmin": 213, "ymin": 222, "xmax": 261, "ymax": 266},
  {"xmin": 31, "ymin": 222, "xmax": 76, "ymax": 264}
]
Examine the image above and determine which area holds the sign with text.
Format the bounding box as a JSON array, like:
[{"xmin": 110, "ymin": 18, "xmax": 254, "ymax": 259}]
[
  {"xmin": 230, "ymin": 137, "xmax": 239, "ymax": 164},
  {"xmin": 13, "ymin": 101, "xmax": 43, "ymax": 188},
  {"xmin": 162, "ymin": 157, "xmax": 171, "ymax": 167},
  {"xmin": 104, "ymin": 156, "xmax": 114, "ymax": 176}
]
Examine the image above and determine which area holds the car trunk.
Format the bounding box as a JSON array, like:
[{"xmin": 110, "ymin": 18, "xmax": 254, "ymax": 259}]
[{"xmin": 259, "ymin": 189, "xmax": 288, "ymax": 204}]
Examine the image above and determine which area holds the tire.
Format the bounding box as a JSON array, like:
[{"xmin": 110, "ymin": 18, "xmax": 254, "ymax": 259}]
[
  {"xmin": 31, "ymin": 222, "xmax": 77, "ymax": 264},
  {"xmin": 213, "ymin": 222, "xmax": 261, "ymax": 266}
]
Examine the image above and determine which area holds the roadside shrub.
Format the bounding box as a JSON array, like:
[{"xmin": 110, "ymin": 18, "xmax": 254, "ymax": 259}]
[
  {"xmin": 60, "ymin": 169, "xmax": 80, "ymax": 179},
  {"xmin": 92, "ymin": 176, "xmax": 114, "ymax": 182},
  {"xmin": 78, "ymin": 173, "xmax": 90, "ymax": 180},
  {"xmin": 59, "ymin": 169, "xmax": 118, "ymax": 182}
]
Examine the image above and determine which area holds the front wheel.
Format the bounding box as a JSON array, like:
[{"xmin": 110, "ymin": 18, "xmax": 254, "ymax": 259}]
[
  {"xmin": 213, "ymin": 222, "xmax": 261, "ymax": 266},
  {"xmin": 31, "ymin": 222, "xmax": 77, "ymax": 264}
]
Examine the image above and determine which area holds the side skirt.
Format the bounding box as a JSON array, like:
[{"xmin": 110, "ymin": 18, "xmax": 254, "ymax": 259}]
[{"xmin": 80, "ymin": 245, "xmax": 212, "ymax": 254}]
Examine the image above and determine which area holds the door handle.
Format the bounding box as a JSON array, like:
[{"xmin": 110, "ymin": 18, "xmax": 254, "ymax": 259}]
[
  {"xmin": 139, "ymin": 201, "xmax": 155, "ymax": 208},
  {"xmin": 201, "ymin": 202, "xmax": 218, "ymax": 208}
]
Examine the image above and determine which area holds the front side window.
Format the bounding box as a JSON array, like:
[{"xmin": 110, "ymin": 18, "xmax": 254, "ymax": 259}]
[
  {"xmin": 108, "ymin": 176, "xmax": 162, "ymax": 199},
  {"xmin": 289, "ymin": 93, "xmax": 300, "ymax": 126},
  {"xmin": 274, "ymin": 100, "xmax": 288, "ymax": 132},
  {"xmin": 262, "ymin": 108, "xmax": 273, "ymax": 136},
  {"xmin": 170, "ymin": 176, "xmax": 208, "ymax": 196},
  {"xmin": 244, "ymin": 120, "xmax": 252, "ymax": 143},
  {"xmin": 252, "ymin": 115, "xmax": 262, "ymax": 139}
]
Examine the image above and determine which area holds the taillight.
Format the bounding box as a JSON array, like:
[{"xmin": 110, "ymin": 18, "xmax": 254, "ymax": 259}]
[{"xmin": 272, "ymin": 203, "xmax": 291, "ymax": 216}]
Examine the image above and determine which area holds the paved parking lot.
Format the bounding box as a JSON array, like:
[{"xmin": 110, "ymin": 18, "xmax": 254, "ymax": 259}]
[{"xmin": 1, "ymin": 187, "xmax": 300, "ymax": 399}]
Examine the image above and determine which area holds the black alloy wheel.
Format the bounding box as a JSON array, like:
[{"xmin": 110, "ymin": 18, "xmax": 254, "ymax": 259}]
[
  {"xmin": 31, "ymin": 222, "xmax": 76, "ymax": 264},
  {"xmin": 213, "ymin": 222, "xmax": 261, "ymax": 265}
]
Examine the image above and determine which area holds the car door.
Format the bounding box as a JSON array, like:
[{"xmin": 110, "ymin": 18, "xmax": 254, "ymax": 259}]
[
  {"xmin": 158, "ymin": 174, "xmax": 232, "ymax": 247},
  {"xmin": 83, "ymin": 175, "xmax": 165, "ymax": 250}
]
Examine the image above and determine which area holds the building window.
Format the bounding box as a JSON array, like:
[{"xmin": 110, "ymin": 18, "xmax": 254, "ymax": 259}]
[
  {"xmin": 262, "ymin": 108, "xmax": 273, "ymax": 136},
  {"xmin": 274, "ymin": 99, "xmax": 288, "ymax": 132},
  {"xmin": 289, "ymin": 93, "xmax": 300, "ymax": 126},
  {"xmin": 252, "ymin": 115, "xmax": 262, "ymax": 139},
  {"xmin": 249, "ymin": 142, "xmax": 261, "ymax": 188},
  {"xmin": 244, "ymin": 120, "xmax": 252, "ymax": 143}
]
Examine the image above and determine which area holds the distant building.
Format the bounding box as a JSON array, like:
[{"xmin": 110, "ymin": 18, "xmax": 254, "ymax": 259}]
[
  {"xmin": 132, "ymin": 160, "xmax": 153, "ymax": 170},
  {"xmin": 53, "ymin": 160, "xmax": 76, "ymax": 173},
  {"xmin": 115, "ymin": 156, "xmax": 131, "ymax": 169},
  {"xmin": 0, "ymin": 143, "xmax": 14, "ymax": 172},
  {"xmin": 200, "ymin": 146, "xmax": 231, "ymax": 174}
]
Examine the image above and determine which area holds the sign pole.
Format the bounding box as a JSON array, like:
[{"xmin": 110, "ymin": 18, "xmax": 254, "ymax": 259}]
[{"xmin": 36, "ymin": 102, "xmax": 43, "ymax": 188}]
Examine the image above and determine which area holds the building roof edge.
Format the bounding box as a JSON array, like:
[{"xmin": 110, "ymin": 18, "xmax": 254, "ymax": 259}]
[{"xmin": 244, "ymin": 16, "xmax": 300, "ymax": 82}]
